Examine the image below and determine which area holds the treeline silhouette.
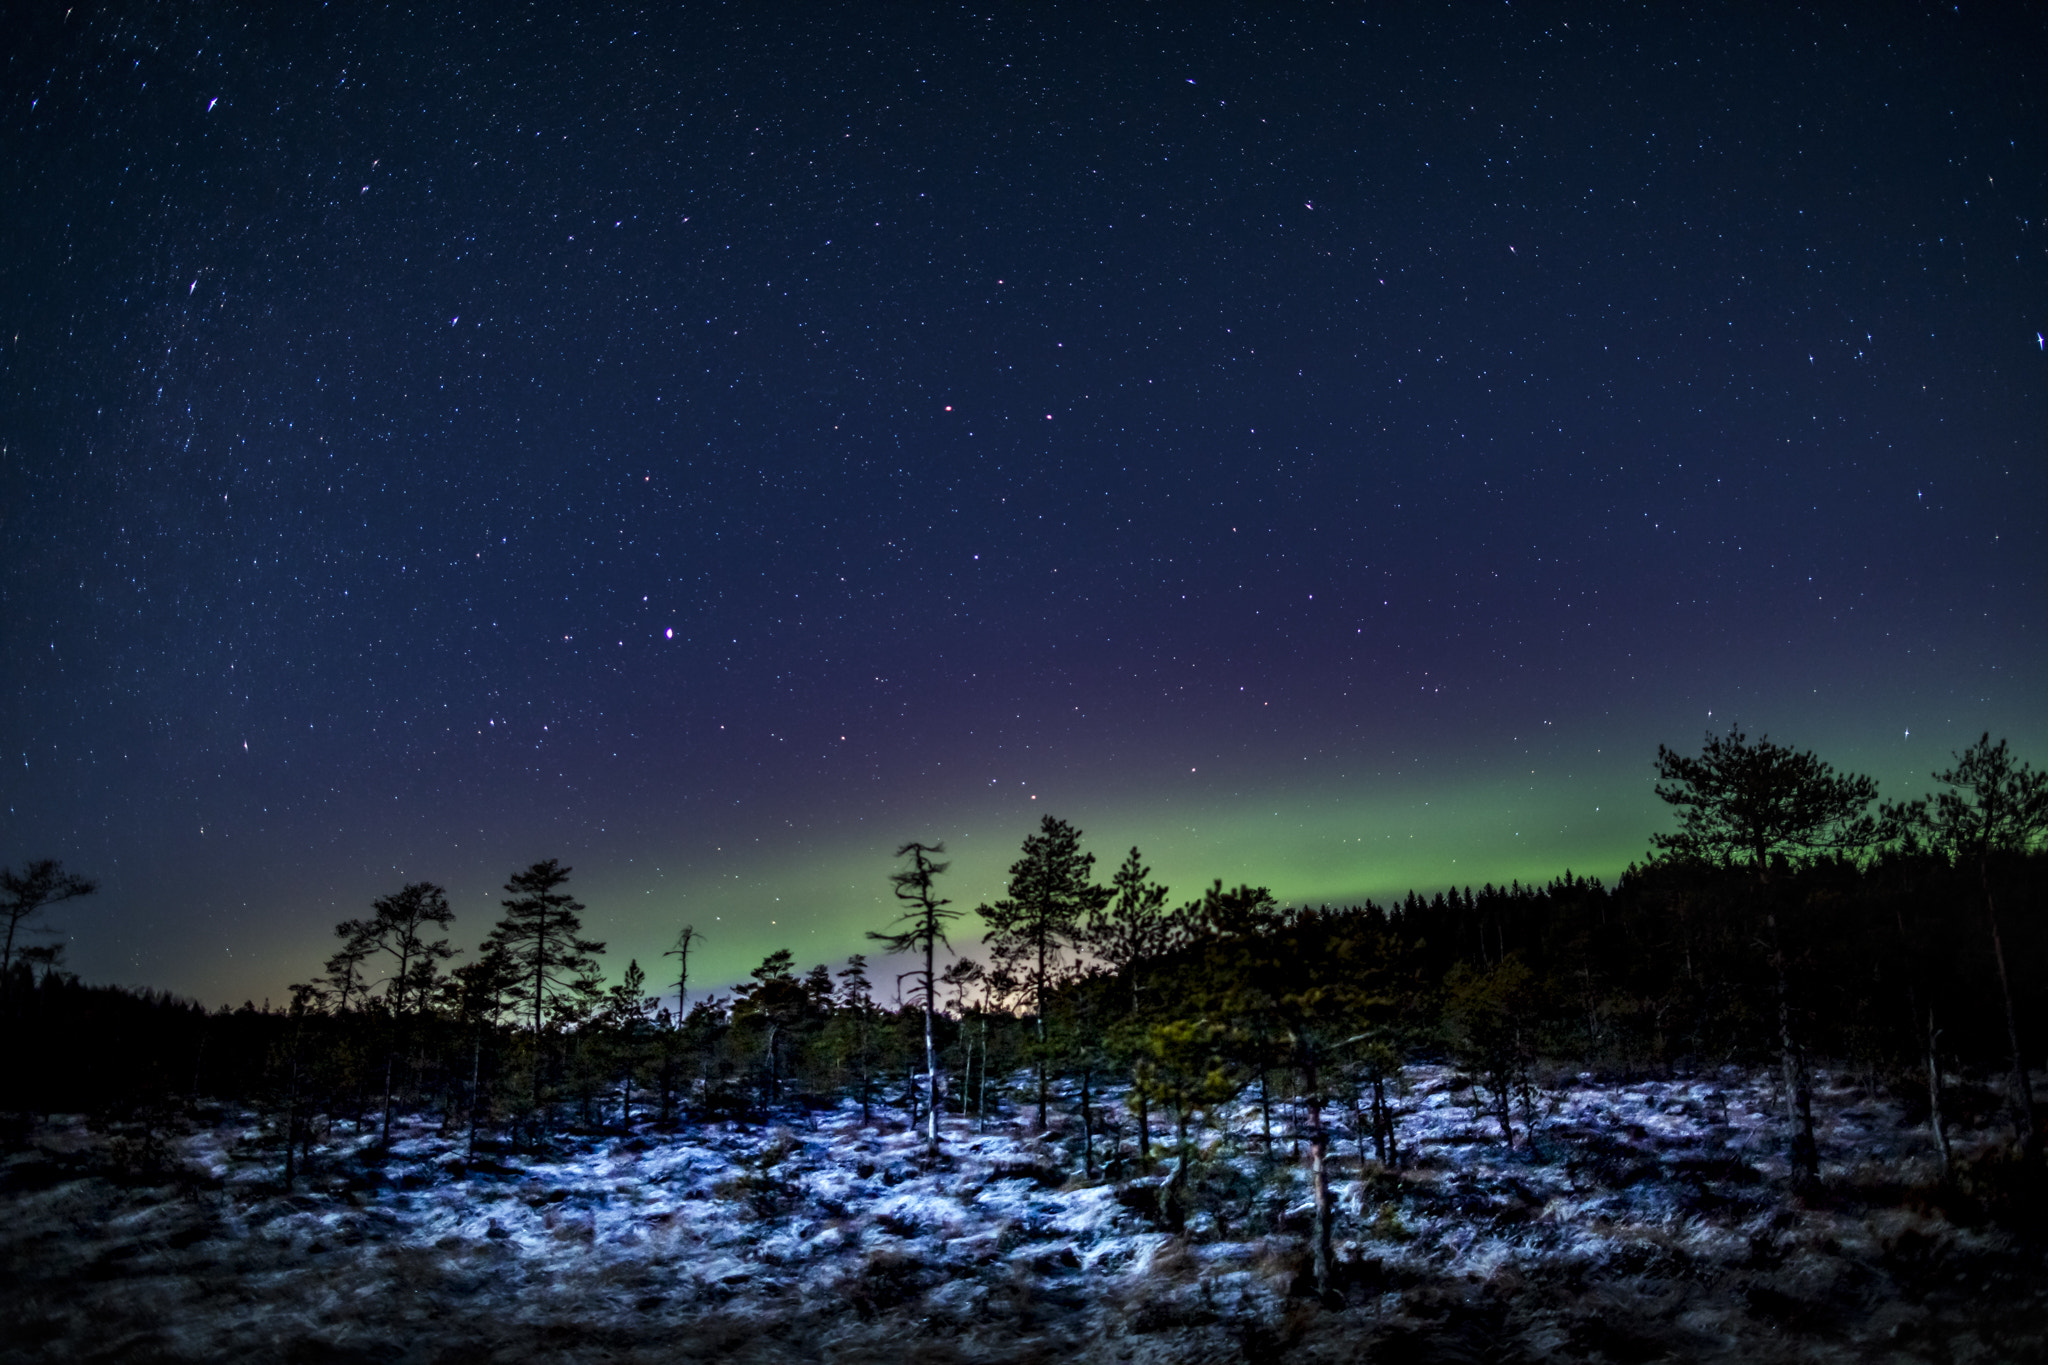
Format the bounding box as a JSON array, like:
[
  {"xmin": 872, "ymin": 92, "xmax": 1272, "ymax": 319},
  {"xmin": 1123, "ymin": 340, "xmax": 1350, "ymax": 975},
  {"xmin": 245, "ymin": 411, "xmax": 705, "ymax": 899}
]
[{"xmin": 4, "ymin": 730, "xmax": 2043, "ymax": 1223}]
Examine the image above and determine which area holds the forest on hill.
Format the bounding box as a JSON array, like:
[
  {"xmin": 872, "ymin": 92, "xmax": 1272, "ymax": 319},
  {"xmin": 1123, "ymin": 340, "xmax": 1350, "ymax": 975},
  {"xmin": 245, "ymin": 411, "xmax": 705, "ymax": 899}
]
[{"xmin": 2, "ymin": 729, "xmax": 2045, "ymax": 1362}]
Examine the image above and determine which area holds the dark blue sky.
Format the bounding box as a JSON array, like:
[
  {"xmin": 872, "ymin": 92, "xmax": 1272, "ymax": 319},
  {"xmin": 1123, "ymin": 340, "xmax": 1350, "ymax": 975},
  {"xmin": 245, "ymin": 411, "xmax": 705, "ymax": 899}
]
[{"xmin": 5, "ymin": 2, "xmax": 2043, "ymax": 1006}]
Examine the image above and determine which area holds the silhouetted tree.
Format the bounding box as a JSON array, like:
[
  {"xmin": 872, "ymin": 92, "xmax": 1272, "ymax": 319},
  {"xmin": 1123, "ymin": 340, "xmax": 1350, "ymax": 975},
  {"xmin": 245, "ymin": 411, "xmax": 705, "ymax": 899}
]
[
  {"xmin": 941, "ymin": 957, "xmax": 986, "ymax": 1128},
  {"xmin": 732, "ymin": 949, "xmax": 807, "ymax": 1112},
  {"xmin": 1088, "ymin": 846, "xmax": 1173, "ymax": 1158},
  {"xmin": 1132, "ymin": 1016, "xmax": 1241, "ymax": 1232},
  {"xmin": 277, "ymin": 982, "xmax": 320, "ymax": 1190},
  {"xmin": 451, "ymin": 940, "xmax": 518, "ymax": 1152},
  {"xmin": 979, "ymin": 816, "xmax": 1109, "ymax": 1132},
  {"xmin": 1653, "ymin": 727, "xmax": 1877, "ymax": 1186},
  {"xmin": 832, "ymin": 954, "xmax": 879, "ymax": 1125},
  {"xmin": 870, "ymin": 841, "xmax": 959, "ymax": 1154},
  {"xmin": 485, "ymin": 859, "xmax": 605, "ymax": 1120},
  {"xmin": 0, "ymin": 860, "xmax": 96, "ymax": 982},
  {"xmin": 677, "ymin": 995, "xmax": 732, "ymax": 1119},
  {"xmin": 598, "ymin": 958, "xmax": 657, "ymax": 1127},
  {"xmin": 1887, "ymin": 734, "xmax": 2048, "ymax": 1159},
  {"xmin": 1445, "ymin": 956, "xmax": 1542, "ymax": 1148},
  {"xmin": 321, "ymin": 921, "xmax": 377, "ymax": 1014},
  {"xmin": 664, "ymin": 923, "xmax": 703, "ymax": 1024},
  {"xmin": 359, "ymin": 881, "xmax": 457, "ymax": 1146}
]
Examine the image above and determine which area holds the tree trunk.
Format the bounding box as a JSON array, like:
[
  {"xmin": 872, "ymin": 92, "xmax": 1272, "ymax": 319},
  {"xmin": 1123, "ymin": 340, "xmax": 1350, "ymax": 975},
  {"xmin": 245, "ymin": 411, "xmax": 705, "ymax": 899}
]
[
  {"xmin": 468, "ymin": 1032, "xmax": 483, "ymax": 1157},
  {"xmin": 1258, "ymin": 1068, "xmax": 1273, "ymax": 1160},
  {"xmin": 858, "ymin": 1018, "xmax": 872, "ymax": 1126},
  {"xmin": 961, "ymin": 1016, "xmax": 976, "ymax": 1123},
  {"xmin": 1765, "ymin": 907, "xmax": 1820, "ymax": 1186},
  {"xmin": 533, "ymin": 907, "xmax": 548, "ymax": 1120},
  {"xmin": 1925, "ymin": 1008, "xmax": 1953, "ymax": 1181},
  {"xmin": 1035, "ymin": 934, "xmax": 1050, "ymax": 1134},
  {"xmin": 924, "ymin": 935, "xmax": 939, "ymax": 1155},
  {"xmin": 381, "ymin": 1036, "xmax": 401, "ymax": 1149},
  {"xmin": 1302, "ymin": 1051, "xmax": 1333, "ymax": 1300},
  {"xmin": 282, "ymin": 1052, "xmax": 301, "ymax": 1191},
  {"xmin": 381, "ymin": 940, "xmax": 415, "ymax": 1149},
  {"xmin": 1162, "ymin": 1108, "xmax": 1192, "ymax": 1233},
  {"xmin": 1749, "ymin": 854, "xmax": 1818, "ymax": 1188},
  {"xmin": 1309, "ymin": 1127, "xmax": 1333, "ymax": 1299},
  {"xmin": 1080, "ymin": 1065, "xmax": 1094, "ymax": 1178},
  {"xmin": 1981, "ymin": 872, "xmax": 2039, "ymax": 1160}
]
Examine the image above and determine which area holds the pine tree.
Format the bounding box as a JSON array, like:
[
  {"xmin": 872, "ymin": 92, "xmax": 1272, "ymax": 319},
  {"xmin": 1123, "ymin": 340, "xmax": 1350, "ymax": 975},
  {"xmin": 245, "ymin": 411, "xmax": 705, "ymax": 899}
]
[
  {"xmin": 1653, "ymin": 727, "xmax": 1877, "ymax": 1186},
  {"xmin": 836, "ymin": 954, "xmax": 877, "ymax": 1125},
  {"xmin": 321, "ymin": 921, "xmax": 377, "ymax": 1014},
  {"xmin": 599, "ymin": 959, "xmax": 656, "ymax": 1128},
  {"xmin": 1445, "ymin": 956, "xmax": 1541, "ymax": 1148},
  {"xmin": 940, "ymin": 957, "xmax": 985, "ymax": 1129},
  {"xmin": 451, "ymin": 940, "xmax": 517, "ymax": 1153},
  {"xmin": 0, "ymin": 860, "xmax": 96, "ymax": 983},
  {"xmin": 870, "ymin": 841, "xmax": 959, "ymax": 1154},
  {"xmin": 1087, "ymin": 846, "xmax": 1172, "ymax": 1157},
  {"xmin": 978, "ymin": 816, "xmax": 1109, "ymax": 1133},
  {"xmin": 1885, "ymin": 734, "xmax": 2048, "ymax": 1159},
  {"xmin": 485, "ymin": 859, "xmax": 605, "ymax": 1122},
  {"xmin": 360, "ymin": 881, "xmax": 457, "ymax": 1146},
  {"xmin": 731, "ymin": 950, "xmax": 807, "ymax": 1111}
]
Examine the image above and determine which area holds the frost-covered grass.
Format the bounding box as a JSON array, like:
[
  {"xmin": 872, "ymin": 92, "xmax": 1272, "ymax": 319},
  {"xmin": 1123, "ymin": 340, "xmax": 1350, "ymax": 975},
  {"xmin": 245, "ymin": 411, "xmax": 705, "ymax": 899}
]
[{"xmin": 2, "ymin": 1067, "xmax": 2043, "ymax": 1363}]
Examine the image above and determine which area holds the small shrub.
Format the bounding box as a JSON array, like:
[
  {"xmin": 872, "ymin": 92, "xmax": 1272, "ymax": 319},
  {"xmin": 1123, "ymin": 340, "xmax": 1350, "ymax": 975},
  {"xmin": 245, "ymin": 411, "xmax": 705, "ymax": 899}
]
[{"xmin": 1367, "ymin": 1201, "xmax": 1410, "ymax": 1242}]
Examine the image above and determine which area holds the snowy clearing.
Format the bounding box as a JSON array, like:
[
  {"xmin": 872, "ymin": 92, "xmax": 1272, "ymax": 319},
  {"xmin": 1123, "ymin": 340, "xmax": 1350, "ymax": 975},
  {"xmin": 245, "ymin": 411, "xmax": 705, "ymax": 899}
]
[{"xmin": 3, "ymin": 1066, "xmax": 2043, "ymax": 1363}]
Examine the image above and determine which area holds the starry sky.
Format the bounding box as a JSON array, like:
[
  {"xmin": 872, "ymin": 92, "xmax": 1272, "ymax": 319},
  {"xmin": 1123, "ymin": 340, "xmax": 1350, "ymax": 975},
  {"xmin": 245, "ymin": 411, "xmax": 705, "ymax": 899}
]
[{"xmin": 4, "ymin": 2, "xmax": 2044, "ymax": 1009}]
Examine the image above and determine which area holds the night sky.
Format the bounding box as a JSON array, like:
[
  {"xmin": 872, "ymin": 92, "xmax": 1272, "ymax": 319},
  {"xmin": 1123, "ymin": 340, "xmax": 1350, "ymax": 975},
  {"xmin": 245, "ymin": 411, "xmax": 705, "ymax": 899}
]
[{"xmin": 5, "ymin": 3, "xmax": 2043, "ymax": 1009}]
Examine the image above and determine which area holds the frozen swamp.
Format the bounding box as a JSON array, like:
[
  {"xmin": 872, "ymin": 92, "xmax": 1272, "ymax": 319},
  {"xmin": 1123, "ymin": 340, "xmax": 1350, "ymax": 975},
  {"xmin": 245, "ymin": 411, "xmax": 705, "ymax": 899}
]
[{"xmin": 3, "ymin": 1065, "xmax": 2043, "ymax": 1363}]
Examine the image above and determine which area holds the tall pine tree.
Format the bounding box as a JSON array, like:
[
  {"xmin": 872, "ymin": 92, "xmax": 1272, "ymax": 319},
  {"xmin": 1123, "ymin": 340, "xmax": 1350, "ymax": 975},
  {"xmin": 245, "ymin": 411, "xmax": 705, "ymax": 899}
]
[
  {"xmin": 978, "ymin": 816, "xmax": 1109, "ymax": 1132},
  {"xmin": 1087, "ymin": 847, "xmax": 1172, "ymax": 1158},
  {"xmin": 485, "ymin": 859, "xmax": 605, "ymax": 1120},
  {"xmin": 1653, "ymin": 728, "xmax": 1876, "ymax": 1186},
  {"xmin": 361, "ymin": 881, "xmax": 457, "ymax": 1146},
  {"xmin": 1886, "ymin": 734, "xmax": 2048, "ymax": 1160}
]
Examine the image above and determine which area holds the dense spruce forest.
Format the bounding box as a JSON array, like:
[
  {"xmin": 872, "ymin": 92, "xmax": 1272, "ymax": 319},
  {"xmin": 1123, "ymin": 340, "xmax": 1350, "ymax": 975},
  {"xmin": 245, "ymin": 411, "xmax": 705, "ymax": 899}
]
[{"xmin": 3, "ymin": 729, "xmax": 2045, "ymax": 1361}]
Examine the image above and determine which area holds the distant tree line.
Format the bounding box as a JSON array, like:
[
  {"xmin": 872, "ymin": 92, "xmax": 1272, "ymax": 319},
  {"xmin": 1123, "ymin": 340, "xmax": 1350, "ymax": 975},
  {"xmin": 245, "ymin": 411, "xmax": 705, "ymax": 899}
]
[{"xmin": 4, "ymin": 730, "xmax": 2044, "ymax": 1274}]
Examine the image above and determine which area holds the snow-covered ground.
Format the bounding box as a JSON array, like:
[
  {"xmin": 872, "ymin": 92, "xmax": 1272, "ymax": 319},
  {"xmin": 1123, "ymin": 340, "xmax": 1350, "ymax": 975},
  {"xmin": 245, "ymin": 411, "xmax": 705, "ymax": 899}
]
[{"xmin": 3, "ymin": 1067, "xmax": 2042, "ymax": 1362}]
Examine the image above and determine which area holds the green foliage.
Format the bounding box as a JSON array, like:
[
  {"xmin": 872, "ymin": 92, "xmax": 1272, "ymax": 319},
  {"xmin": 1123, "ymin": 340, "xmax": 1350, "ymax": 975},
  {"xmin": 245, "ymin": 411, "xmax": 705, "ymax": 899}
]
[
  {"xmin": 978, "ymin": 815, "xmax": 1111, "ymax": 1129},
  {"xmin": 361, "ymin": 882, "xmax": 458, "ymax": 1018},
  {"xmin": 484, "ymin": 859, "xmax": 605, "ymax": 1129},
  {"xmin": 978, "ymin": 817, "xmax": 1110, "ymax": 1018},
  {"xmin": 1886, "ymin": 733, "xmax": 2048, "ymax": 863},
  {"xmin": 488, "ymin": 859, "xmax": 606, "ymax": 1035},
  {"xmin": 1653, "ymin": 726, "xmax": 1879, "ymax": 871},
  {"xmin": 1444, "ymin": 956, "xmax": 1542, "ymax": 1147},
  {"xmin": 1087, "ymin": 847, "xmax": 1173, "ymax": 1007},
  {"xmin": 731, "ymin": 950, "xmax": 818, "ymax": 1111},
  {"xmin": 12, "ymin": 733, "xmax": 2048, "ymax": 1226}
]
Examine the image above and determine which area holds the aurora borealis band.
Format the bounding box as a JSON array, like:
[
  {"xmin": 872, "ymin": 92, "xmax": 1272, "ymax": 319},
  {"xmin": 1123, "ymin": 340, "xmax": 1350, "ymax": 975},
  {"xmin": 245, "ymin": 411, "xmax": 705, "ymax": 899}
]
[{"xmin": 4, "ymin": 3, "xmax": 2044, "ymax": 1008}]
